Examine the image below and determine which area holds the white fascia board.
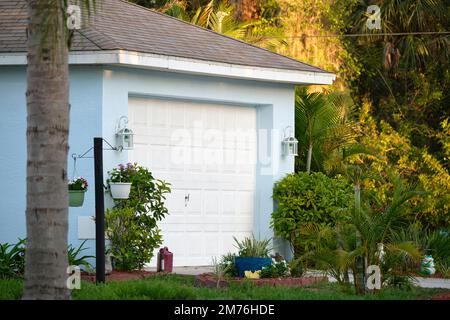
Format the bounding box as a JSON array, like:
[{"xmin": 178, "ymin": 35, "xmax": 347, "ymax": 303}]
[{"xmin": 0, "ymin": 50, "xmax": 336, "ymax": 85}]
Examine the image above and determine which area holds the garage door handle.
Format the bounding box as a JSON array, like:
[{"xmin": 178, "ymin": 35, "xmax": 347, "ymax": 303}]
[{"xmin": 185, "ymin": 194, "xmax": 190, "ymax": 207}]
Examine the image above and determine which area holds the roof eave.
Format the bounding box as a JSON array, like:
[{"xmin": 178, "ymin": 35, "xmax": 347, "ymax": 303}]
[{"xmin": 0, "ymin": 50, "xmax": 336, "ymax": 85}]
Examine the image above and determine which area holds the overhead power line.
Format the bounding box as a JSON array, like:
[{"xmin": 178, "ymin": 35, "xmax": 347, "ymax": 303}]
[{"xmin": 267, "ymin": 31, "xmax": 450, "ymax": 39}]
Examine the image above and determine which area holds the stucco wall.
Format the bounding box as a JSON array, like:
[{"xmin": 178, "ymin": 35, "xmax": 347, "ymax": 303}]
[{"xmin": 0, "ymin": 66, "xmax": 103, "ymax": 261}]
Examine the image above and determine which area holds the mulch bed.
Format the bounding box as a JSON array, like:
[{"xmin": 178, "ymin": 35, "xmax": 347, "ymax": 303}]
[
  {"xmin": 81, "ymin": 270, "xmax": 162, "ymax": 282},
  {"xmin": 194, "ymin": 273, "xmax": 327, "ymax": 289},
  {"xmin": 428, "ymin": 292, "xmax": 450, "ymax": 300}
]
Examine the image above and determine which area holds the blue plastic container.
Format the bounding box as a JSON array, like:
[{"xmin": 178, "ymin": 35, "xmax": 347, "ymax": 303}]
[{"xmin": 235, "ymin": 257, "xmax": 272, "ymax": 277}]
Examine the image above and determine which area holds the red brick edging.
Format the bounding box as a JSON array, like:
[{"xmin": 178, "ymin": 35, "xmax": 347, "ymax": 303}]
[{"xmin": 194, "ymin": 273, "xmax": 327, "ymax": 289}]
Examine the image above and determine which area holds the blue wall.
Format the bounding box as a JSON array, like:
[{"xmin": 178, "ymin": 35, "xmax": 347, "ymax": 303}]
[{"xmin": 0, "ymin": 66, "xmax": 103, "ymax": 262}]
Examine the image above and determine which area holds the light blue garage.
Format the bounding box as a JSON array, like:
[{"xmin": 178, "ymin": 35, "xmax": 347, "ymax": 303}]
[{"xmin": 0, "ymin": 0, "xmax": 335, "ymax": 266}]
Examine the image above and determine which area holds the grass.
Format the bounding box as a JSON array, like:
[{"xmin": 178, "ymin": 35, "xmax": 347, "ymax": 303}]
[{"xmin": 0, "ymin": 274, "xmax": 447, "ymax": 300}]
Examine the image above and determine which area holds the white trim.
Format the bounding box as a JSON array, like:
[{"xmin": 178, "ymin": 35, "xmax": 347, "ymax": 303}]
[{"xmin": 0, "ymin": 50, "xmax": 336, "ymax": 85}]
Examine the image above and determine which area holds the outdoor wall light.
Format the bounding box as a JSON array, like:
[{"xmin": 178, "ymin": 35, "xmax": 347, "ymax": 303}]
[
  {"xmin": 282, "ymin": 126, "xmax": 298, "ymax": 157},
  {"xmin": 115, "ymin": 116, "xmax": 134, "ymax": 151}
]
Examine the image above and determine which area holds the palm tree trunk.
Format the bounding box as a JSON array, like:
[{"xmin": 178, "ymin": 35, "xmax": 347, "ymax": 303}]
[
  {"xmin": 23, "ymin": 0, "xmax": 70, "ymax": 300},
  {"xmin": 306, "ymin": 143, "xmax": 313, "ymax": 173}
]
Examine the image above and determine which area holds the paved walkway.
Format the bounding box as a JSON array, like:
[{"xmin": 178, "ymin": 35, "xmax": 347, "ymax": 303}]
[
  {"xmin": 147, "ymin": 267, "xmax": 450, "ymax": 289},
  {"xmin": 305, "ymin": 270, "xmax": 450, "ymax": 289},
  {"xmin": 146, "ymin": 266, "xmax": 213, "ymax": 276}
]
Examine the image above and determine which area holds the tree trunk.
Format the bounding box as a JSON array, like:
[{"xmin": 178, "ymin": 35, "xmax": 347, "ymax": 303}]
[
  {"xmin": 306, "ymin": 143, "xmax": 313, "ymax": 173},
  {"xmin": 23, "ymin": 0, "xmax": 70, "ymax": 300},
  {"xmin": 231, "ymin": 0, "xmax": 259, "ymax": 21}
]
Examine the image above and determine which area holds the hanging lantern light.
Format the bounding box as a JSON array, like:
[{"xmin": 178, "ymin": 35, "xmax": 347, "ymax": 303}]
[
  {"xmin": 282, "ymin": 126, "xmax": 298, "ymax": 157},
  {"xmin": 116, "ymin": 116, "xmax": 134, "ymax": 151}
]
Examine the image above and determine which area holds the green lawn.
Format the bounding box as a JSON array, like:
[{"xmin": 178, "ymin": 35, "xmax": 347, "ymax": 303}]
[{"xmin": 0, "ymin": 274, "xmax": 447, "ymax": 300}]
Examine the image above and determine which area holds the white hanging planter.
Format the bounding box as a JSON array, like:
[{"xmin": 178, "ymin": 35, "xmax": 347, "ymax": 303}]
[{"xmin": 109, "ymin": 182, "xmax": 132, "ymax": 199}]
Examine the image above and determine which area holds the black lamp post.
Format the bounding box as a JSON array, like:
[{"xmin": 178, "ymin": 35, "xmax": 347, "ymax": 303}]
[{"xmin": 93, "ymin": 137, "xmax": 105, "ymax": 284}]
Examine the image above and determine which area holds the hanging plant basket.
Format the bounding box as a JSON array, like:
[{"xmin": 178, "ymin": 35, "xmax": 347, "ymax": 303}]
[
  {"xmin": 69, "ymin": 190, "xmax": 86, "ymax": 207},
  {"xmin": 110, "ymin": 182, "xmax": 132, "ymax": 199}
]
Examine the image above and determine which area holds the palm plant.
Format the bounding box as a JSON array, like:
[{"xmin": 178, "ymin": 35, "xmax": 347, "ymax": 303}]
[
  {"xmin": 350, "ymin": 0, "xmax": 449, "ymax": 70},
  {"xmin": 295, "ymin": 87, "xmax": 356, "ymax": 173},
  {"xmin": 298, "ymin": 176, "xmax": 422, "ymax": 294},
  {"xmin": 160, "ymin": 0, "xmax": 286, "ymax": 50}
]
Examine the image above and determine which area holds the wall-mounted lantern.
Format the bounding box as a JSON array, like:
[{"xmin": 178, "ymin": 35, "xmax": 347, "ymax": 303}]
[
  {"xmin": 115, "ymin": 116, "xmax": 134, "ymax": 151},
  {"xmin": 282, "ymin": 126, "xmax": 298, "ymax": 157}
]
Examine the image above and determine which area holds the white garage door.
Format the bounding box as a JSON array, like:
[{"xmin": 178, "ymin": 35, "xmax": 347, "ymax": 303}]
[{"xmin": 128, "ymin": 97, "xmax": 256, "ymax": 266}]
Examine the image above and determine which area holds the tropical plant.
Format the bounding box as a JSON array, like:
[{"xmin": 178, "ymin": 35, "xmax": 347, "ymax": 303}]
[
  {"xmin": 159, "ymin": 0, "xmax": 286, "ymax": 50},
  {"xmin": 436, "ymin": 261, "xmax": 450, "ymax": 278},
  {"xmin": 67, "ymin": 240, "xmax": 94, "ymax": 271},
  {"xmin": 211, "ymin": 256, "xmax": 229, "ymax": 288},
  {"xmin": 114, "ymin": 163, "xmax": 171, "ymax": 220},
  {"xmin": 220, "ymin": 252, "xmax": 238, "ymax": 277},
  {"xmin": 259, "ymin": 259, "xmax": 290, "ymax": 278},
  {"xmin": 0, "ymin": 239, "xmax": 26, "ymax": 279},
  {"xmin": 233, "ymin": 236, "xmax": 271, "ymax": 257},
  {"xmin": 68, "ymin": 177, "xmax": 89, "ymax": 191},
  {"xmin": 295, "ymin": 87, "xmax": 356, "ymax": 173},
  {"xmin": 272, "ymin": 171, "xmax": 353, "ymax": 257},
  {"xmin": 105, "ymin": 207, "xmax": 163, "ymax": 271},
  {"xmin": 298, "ymin": 176, "xmax": 423, "ymax": 294},
  {"xmin": 106, "ymin": 163, "xmax": 170, "ymax": 271},
  {"xmin": 426, "ymin": 230, "xmax": 450, "ymax": 266}
]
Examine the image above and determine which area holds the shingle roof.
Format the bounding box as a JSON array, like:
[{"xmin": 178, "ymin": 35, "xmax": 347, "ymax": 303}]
[{"xmin": 0, "ymin": 0, "xmax": 331, "ymax": 74}]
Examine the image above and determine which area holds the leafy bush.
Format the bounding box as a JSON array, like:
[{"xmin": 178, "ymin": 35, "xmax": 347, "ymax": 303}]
[
  {"xmin": 106, "ymin": 163, "xmax": 171, "ymax": 271},
  {"xmin": 0, "ymin": 239, "xmax": 25, "ymax": 279},
  {"xmin": 260, "ymin": 260, "xmax": 290, "ymax": 278},
  {"xmin": 106, "ymin": 207, "xmax": 162, "ymax": 271},
  {"xmin": 233, "ymin": 236, "xmax": 271, "ymax": 258},
  {"xmin": 220, "ymin": 253, "xmax": 238, "ymax": 278},
  {"xmin": 113, "ymin": 163, "xmax": 171, "ymax": 221},
  {"xmin": 272, "ymin": 172, "xmax": 353, "ymax": 255},
  {"xmin": 68, "ymin": 240, "xmax": 94, "ymax": 270},
  {"xmin": 288, "ymin": 258, "xmax": 305, "ymax": 277}
]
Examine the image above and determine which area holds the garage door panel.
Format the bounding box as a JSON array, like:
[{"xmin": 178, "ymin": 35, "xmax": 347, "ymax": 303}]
[{"xmin": 129, "ymin": 97, "xmax": 255, "ymax": 266}]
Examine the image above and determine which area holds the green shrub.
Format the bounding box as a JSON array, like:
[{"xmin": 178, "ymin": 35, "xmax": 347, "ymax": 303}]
[
  {"xmin": 0, "ymin": 239, "xmax": 25, "ymax": 279},
  {"xmin": 106, "ymin": 207, "xmax": 162, "ymax": 271},
  {"xmin": 111, "ymin": 163, "xmax": 171, "ymax": 221},
  {"xmin": 288, "ymin": 258, "xmax": 305, "ymax": 277},
  {"xmin": 271, "ymin": 172, "xmax": 353, "ymax": 255},
  {"xmin": 106, "ymin": 163, "xmax": 171, "ymax": 271},
  {"xmin": 220, "ymin": 253, "xmax": 238, "ymax": 278},
  {"xmin": 260, "ymin": 260, "xmax": 290, "ymax": 278}
]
